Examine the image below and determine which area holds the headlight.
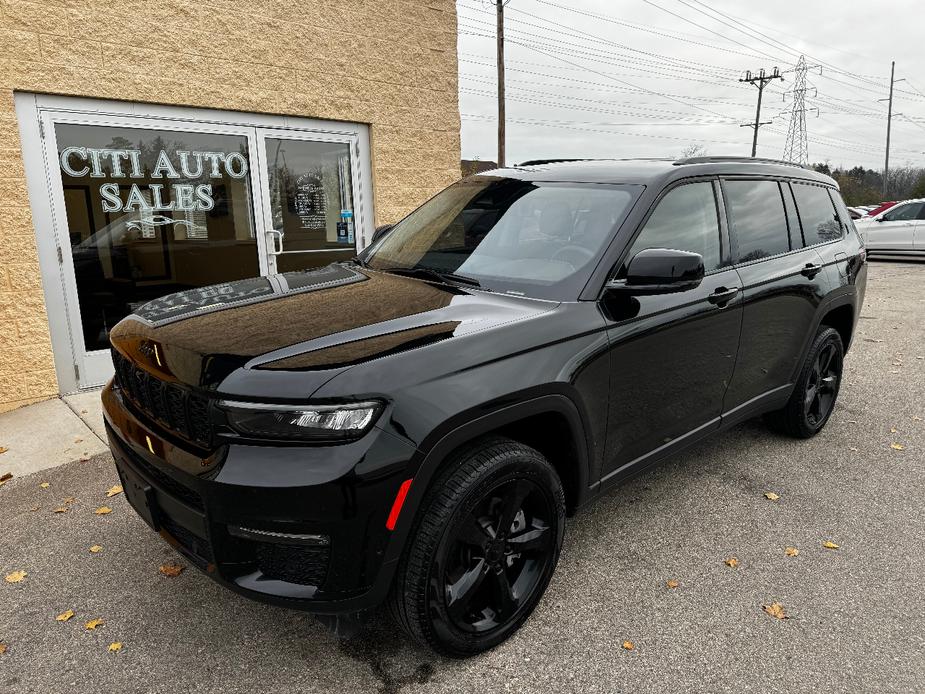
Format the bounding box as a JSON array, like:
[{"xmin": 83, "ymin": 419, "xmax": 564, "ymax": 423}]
[{"xmin": 219, "ymin": 400, "xmax": 383, "ymax": 441}]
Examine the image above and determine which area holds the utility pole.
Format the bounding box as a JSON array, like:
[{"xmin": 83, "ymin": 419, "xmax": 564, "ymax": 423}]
[
  {"xmin": 879, "ymin": 61, "xmax": 904, "ymax": 198},
  {"xmin": 496, "ymin": 0, "xmax": 506, "ymax": 168},
  {"xmin": 740, "ymin": 67, "xmax": 783, "ymax": 157}
]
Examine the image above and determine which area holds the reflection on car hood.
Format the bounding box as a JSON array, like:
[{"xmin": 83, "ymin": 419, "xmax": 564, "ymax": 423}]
[{"xmin": 110, "ymin": 264, "xmax": 556, "ymax": 390}]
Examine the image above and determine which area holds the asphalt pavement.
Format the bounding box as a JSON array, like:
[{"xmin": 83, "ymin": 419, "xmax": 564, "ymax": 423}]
[{"xmin": 1, "ymin": 260, "xmax": 923, "ymax": 694}]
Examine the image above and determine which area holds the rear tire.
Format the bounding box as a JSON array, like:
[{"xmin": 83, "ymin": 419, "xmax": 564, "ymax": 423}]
[
  {"xmin": 389, "ymin": 437, "xmax": 565, "ymax": 657},
  {"xmin": 765, "ymin": 326, "xmax": 844, "ymax": 438}
]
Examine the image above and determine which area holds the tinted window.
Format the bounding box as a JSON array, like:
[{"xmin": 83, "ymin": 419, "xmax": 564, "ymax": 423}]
[
  {"xmin": 626, "ymin": 182, "xmax": 721, "ymax": 272},
  {"xmin": 366, "ymin": 178, "xmax": 638, "ymax": 300},
  {"xmin": 792, "ymin": 183, "xmax": 843, "ymax": 245},
  {"xmin": 882, "ymin": 201, "xmax": 924, "ymax": 222},
  {"xmin": 725, "ymin": 180, "xmax": 789, "ymax": 262}
]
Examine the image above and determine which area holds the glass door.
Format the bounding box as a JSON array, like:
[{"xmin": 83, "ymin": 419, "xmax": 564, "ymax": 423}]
[
  {"xmin": 43, "ymin": 115, "xmax": 266, "ymax": 389},
  {"xmin": 255, "ymin": 130, "xmax": 364, "ymax": 273}
]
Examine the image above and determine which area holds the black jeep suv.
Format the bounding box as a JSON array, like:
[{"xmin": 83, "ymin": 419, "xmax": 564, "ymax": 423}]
[{"xmin": 103, "ymin": 157, "xmax": 866, "ymax": 656}]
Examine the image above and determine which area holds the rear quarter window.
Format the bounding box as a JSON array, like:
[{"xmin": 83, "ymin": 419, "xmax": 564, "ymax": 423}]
[{"xmin": 792, "ymin": 183, "xmax": 843, "ymax": 245}]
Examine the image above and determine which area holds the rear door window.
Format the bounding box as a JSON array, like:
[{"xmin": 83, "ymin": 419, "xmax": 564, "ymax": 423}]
[
  {"xmin": 792, "ymin": 183, "xmax": 843, "ymax": 245},
  {"xmin": 724, "ymin": 179, "xmax": 790, "ymax": 263}
]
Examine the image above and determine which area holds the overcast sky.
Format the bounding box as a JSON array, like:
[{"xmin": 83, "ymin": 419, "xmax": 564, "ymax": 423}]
[{"xmin": 456, "ymin": 0, "xmax": 925, "ymax": 170}]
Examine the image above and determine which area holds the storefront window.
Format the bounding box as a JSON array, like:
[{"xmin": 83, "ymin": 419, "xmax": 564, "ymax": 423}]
[{"xmin": 55, "ymin": 124, "xmax": 257, "ymax": 352}]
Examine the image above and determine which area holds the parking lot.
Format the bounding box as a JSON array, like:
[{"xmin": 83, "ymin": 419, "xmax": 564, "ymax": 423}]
[{"xmin": 1, "ymin": 260, "xmax": 923, "ymax": 694}]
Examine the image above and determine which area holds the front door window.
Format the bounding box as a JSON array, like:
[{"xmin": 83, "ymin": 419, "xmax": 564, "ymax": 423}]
[{"xmin": 55, "ymin": 124, "xmax": 258, "ymax": 352}]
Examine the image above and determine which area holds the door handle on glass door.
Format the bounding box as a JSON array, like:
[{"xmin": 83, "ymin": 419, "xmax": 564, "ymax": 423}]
[
  {"xmin": 267, "ymin": 229, "xmax": 284, "ymax": 254},
  {"xmin": 707, "ymin": 286, "xmax": 739, "ymax": 306}
]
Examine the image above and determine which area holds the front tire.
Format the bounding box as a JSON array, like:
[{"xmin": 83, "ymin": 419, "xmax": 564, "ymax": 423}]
[
  {"xmin": 389, "ymin": 437, "xmax": 565, "ymax": 657},
  {"xmin": 765, "ymin": 326, "xmax": 844, "ymax": 438}
]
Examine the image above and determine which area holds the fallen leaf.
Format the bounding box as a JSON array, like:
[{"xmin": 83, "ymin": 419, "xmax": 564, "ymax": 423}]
[
  {"xmin": 763, "ymin": 602, "xmax": 788, "ymax": 620},
  {"xmin": 95, "ymin": 506, "xmax": 112, "ymax": 515},
  {"xmin": 785, "ymin": 547, "xmax": 799, "ymax": 557},
  {"xmin": 52, "ymin": 507, "xmax": 68, "ymax": 514},
  {"xmin": 724, "ymin": 557, "xmax": 739, "ymax": 568},
  {"xmin": 863, "ymin": 338, "xmax": 883, "ymax": 343},
  {"xmin": 890, "ymin": 427, "xmax": 898, "ymax": 433},
  {"xmin": 622, "ymin": 640, "xmax": 635, "ymax": 651},
  {"xmin": 4, "ymin": 570, "xmax": 26, "ymax": 583},
  {"xmin": 74, "ymin": 437, "xmax": 83, "ymax": 444},
  {"xmin": 914, "ymin": 416, "xmax": 923, "ymax": 422},
  {"xmin": 0, "ymin": 447, "xmax": 7, "ymax": 455},
  {"xmin": 666, "ymin": 579, "xmax": 680, "ymax": 589},
  {"xmin": 0, "ymin": 643, "xmax": 6, "ymax": 655},
  {"xmin": 764, "ymin": 492, "xmax": 780, "ymax": 501},
  {"xmin": 89, "ymin": 545, "xmax": 103, "ymax": 554},
  {"xmin": 39, "ymin": 482, "xmax": 50, "ymax": 489},
  {"xmin": 890, "ymin": 443, "xmax": 905, "ymax": 451},
  {"xmin": 822, "ymin": 541, "xmax": 840, "ymax": 550},
  {"xmin": 29, "ymin": 506, "xmax": 38, "ymax": 512},
  {"xmin": 159, "ymin": 563, "xmax": 184, "ymax": 577},
  {"xmin": 84, "ymin": 618, "xmax": 104, "ymax": 630},
  {"xmin": 848, "ymin": 446, "xmax": 859, "ymax": 452},
  {"xmin": 108, "ymin": 642, "xmax": 123, "ymax": 653},
  {"xmin": 0, "ymin": 472, "xmax": 10, "ymax": 481},
  {"xmin": 55, "ymin": 610, "xmax": 75, "ymax": 622},
  {"xmin": 105, "ymin": 485, "xmax": 123, "ymax": 498},
  {"xmin": 63, "ymin": 496, "xmax": 76, "ymax": 504},
  {"xmin": 81, "ymin": 409, "xmax": 88, "ymax": 414}
]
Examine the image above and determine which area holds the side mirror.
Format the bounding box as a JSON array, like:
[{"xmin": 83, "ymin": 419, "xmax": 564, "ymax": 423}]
[
  {"xmin": 608, "ymin": 248, "xmax": 704, "ymax": 295},
  {"xmin": 371, "ymin": 223, "xmax": 394, "ymax": 244}
]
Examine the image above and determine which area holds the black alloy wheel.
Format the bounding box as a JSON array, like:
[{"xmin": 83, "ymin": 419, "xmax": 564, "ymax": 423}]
[
  {"xmin": 439, "ymin": 478, "xmax": 554, "ymax": 634},
  {"xmin": 389, "ymin": 437, "xmax": 565, "ymax": 657},
  {"xmin": 804, "ymin": 341, "xmax": 840, "ymax": 428},
  {"xmin": 765, "ymin": 326, "xmax": 844, "ymax": 438}
]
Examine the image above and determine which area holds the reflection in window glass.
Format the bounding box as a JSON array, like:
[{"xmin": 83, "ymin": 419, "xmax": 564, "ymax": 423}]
[
  {"xmin": 627, "ymin": 182, "xmax": 721, "ymax": 272},
  {"xmin": 791, "ymin": 183, "xmax": 843, "ymax": 245},
  {"xmin": 366, "ymin": 178, "xmax": 637, "ymax": 300},
  {"xmin": 264, "ymin": 139, "xmax": 355, "ymax": 252},
  {"xmin": 725, "ymin": 180, "xmax": 789, "ymax": 262},
  {"xmin": 55, "ymin": 124, "xmax": 257, "ymax": 352}
]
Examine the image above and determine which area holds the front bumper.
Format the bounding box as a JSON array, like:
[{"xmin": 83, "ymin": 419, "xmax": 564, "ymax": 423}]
[{"xmin": 102, "ymin": 383, "xmax": 417, "ymax": 614}]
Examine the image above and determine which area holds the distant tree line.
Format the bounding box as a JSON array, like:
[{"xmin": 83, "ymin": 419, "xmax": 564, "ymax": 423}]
[{"xmin": 810, "ymin": 162, "xmax": 925, "ymax": 205}]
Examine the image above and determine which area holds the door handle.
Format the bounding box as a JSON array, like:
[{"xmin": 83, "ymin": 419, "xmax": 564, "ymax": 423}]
[
  {"xmin": 707, "ymin": 286, "xmax": 739, "ymax": 306},
  {"xmin": 266, "ymin": 229, "xmax": 284, "ymax": 254},
  {"xmin": 801, "ymin": 262, "xmax": 823, "ymax": 279}
]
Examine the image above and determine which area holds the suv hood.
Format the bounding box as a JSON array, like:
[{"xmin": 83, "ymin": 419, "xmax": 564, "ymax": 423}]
[{"xmin": 110, "ymin": 264, "xmax": 557, "ymax": 395}]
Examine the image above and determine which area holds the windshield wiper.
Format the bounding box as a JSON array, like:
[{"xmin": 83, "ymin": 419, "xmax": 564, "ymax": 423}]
[{"xmin": 380, "ymin": 266, "xmax": 482, "ymax": 288}]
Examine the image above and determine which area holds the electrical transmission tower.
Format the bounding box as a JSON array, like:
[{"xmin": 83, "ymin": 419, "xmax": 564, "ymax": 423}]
[{"xmin": 782, "ymin": 56, "xmax": 812, "ymax": 165}]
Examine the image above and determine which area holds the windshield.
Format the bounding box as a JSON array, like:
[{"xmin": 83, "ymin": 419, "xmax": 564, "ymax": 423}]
[{"xmin": 364, "ymin": 178, "xmax": 639, "ymax": 300}]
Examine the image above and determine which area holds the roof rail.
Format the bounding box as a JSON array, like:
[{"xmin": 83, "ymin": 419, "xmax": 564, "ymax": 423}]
[
  {"xmin": 516, "ymin": 158, "xmax": 596, "ymax": 166},
  {"xmin": 674, "ymin": 155, "xmax": 808, "ymax": 169}
]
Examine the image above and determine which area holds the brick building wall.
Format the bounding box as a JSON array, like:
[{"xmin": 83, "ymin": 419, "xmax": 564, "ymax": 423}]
[{"xmin": 0, "ymin": 0, "xmax": 461, "ymax": 412}]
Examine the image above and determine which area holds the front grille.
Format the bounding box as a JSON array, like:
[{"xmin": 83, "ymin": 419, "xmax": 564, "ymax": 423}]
[
  {"xmin": 255, "ymin": 542, "xmax": 330, "ymax": 587},
  {"xmin": 112, "ymin": 349, "xmax": 212, "ymax": 448}
]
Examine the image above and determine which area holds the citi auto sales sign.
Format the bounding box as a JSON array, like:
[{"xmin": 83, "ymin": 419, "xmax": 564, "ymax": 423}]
[{"xmin": 59, "ymin": 146, "xmax": 248, "ymax": 213}]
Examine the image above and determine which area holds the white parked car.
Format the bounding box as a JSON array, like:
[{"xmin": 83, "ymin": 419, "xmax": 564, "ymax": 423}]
[{"xmin": 854, "ymin": 198, "xmax": 925, "ymax": 255}]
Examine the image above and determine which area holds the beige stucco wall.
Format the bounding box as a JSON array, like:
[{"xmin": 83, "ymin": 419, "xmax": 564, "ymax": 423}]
[{"xmin": 0, "ymin": 0, "xmax": 461, "ymax": 412}]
